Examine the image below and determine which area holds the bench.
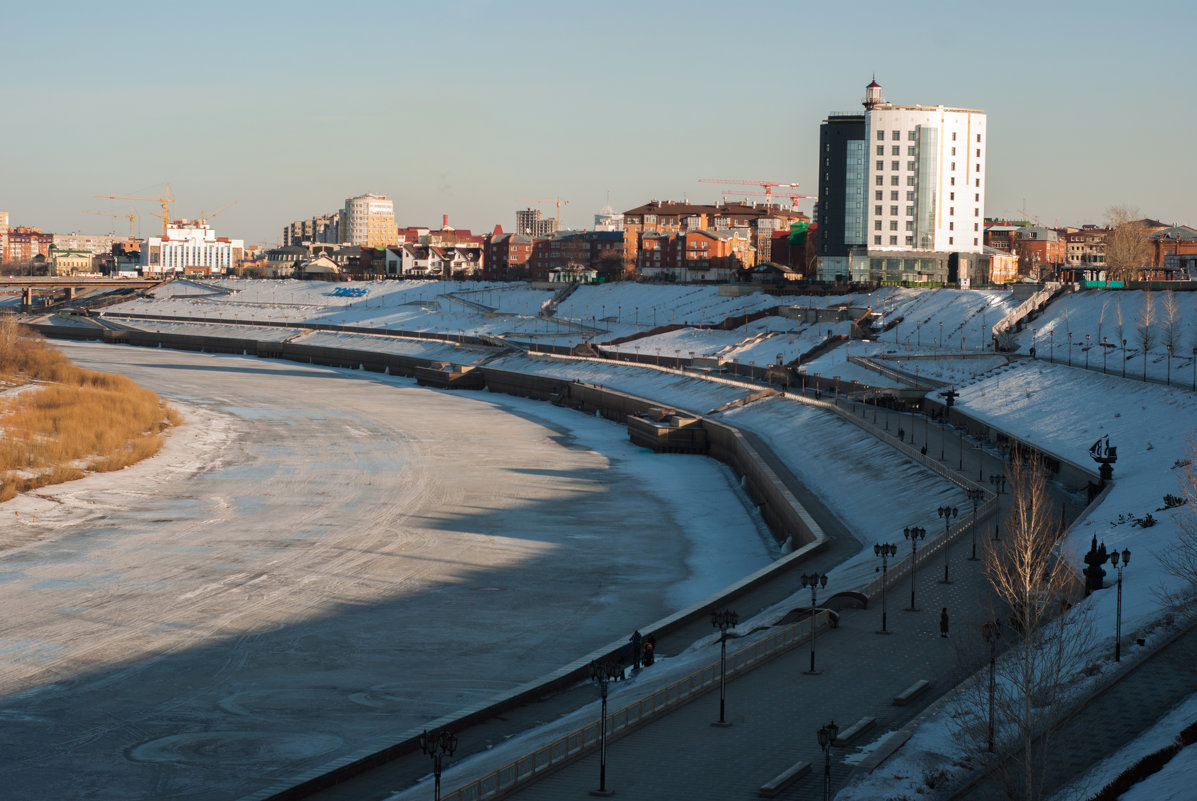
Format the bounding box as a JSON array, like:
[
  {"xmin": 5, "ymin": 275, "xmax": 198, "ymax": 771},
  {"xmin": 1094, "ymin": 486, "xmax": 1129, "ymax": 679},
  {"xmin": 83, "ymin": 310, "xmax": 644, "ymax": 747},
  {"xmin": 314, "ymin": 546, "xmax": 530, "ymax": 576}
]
[
  {"xmin": 833, "ymin": 716, "xmax": 876, "ymax": 746},
  {"xmin": 758, "ymin": 760, "xmax": 811, "ymax": 797},
  {"xmin": 893, "ymin": 679, "xmax": 931, "ymax": 706}
]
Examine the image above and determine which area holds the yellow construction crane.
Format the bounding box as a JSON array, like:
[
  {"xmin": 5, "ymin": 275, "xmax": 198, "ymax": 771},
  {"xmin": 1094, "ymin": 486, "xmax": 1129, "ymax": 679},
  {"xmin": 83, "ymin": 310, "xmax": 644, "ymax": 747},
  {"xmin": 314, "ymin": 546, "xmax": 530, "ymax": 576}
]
[
  {"xmin": 83, "ymin": 206, "xmax": 138, "ymax": 239},
  {"xmin": 198, "ymin": 200, "xmax": 237, "ymax": 226},
  {"xmin": 94, "ymin": 182, "xmax": 176, "ymax": 237},
  {"xmin": 518, "ymin": 197, "xmax": 571, "ymax": 227}
]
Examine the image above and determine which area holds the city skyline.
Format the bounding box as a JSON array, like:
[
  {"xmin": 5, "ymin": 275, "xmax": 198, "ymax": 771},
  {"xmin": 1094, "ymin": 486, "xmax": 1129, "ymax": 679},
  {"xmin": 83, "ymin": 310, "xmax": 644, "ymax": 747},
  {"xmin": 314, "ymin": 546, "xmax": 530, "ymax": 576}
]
[{"xmin": 4, "ymin": 0, "xmax": 1194, "ymax": 245}]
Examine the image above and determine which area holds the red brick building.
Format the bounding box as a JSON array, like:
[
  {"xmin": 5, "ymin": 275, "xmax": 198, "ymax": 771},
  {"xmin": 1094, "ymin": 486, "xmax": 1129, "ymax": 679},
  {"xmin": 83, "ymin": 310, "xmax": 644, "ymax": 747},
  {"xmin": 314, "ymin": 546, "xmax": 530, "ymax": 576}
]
[
  {"xmin": 483, "ymin": 226, "xmax": 533, "ymax": 279},
  {"xmin": 4, "ymin": 226, "xmax": 54, "ymax": 265}
]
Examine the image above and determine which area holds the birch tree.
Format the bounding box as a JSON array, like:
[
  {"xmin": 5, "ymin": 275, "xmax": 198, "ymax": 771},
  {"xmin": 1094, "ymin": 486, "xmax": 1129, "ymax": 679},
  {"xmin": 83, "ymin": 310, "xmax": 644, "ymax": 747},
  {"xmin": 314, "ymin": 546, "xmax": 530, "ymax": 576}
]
[
  {"xmin": 1136, "ymin": 291, "xmax": 1156, "ymax": 380},
  {"xmin": 957, "ymin": 456, "xmax": 1094, "ymax": 801},
  {"xmin": 1104, "ymin": 206, "xmax": 1150, "ymax": 283}
]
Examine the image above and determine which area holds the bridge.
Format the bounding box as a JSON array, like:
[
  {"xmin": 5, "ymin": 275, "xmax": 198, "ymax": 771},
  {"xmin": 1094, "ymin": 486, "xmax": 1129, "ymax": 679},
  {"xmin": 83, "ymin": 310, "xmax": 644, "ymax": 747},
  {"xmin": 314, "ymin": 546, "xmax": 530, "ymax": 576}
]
[{"xmin": 0, "ymin": 276, "xmax": 169, "ymax": 311}]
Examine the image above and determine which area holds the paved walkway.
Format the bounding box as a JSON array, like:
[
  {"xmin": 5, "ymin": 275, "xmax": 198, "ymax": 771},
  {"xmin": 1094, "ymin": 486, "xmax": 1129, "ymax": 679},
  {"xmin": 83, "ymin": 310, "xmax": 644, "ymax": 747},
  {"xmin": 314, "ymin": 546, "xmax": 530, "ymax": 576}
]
[{"xmin": 296, "ymin": 394, "xmax": 1167, "ymax": 801}]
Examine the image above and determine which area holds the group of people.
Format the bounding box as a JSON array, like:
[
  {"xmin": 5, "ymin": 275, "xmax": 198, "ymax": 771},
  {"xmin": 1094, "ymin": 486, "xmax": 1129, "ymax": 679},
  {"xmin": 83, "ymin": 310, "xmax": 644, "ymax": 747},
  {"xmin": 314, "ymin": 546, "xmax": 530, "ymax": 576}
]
[{"xmin": 626, "ymin": 629, "xmax": 656, "ymax": 669}]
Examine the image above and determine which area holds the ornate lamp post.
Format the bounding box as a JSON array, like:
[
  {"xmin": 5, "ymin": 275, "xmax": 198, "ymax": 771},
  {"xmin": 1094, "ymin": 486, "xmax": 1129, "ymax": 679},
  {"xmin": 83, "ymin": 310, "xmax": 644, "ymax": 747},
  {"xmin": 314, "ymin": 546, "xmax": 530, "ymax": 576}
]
[
  {"xmin": 1085, "ymin": 333, "xmax": 1091, "ymax": 370},
  {"xmin": 938, "ymin": 506, "xmax": 957, "ymax": 583},
  {"xmin": 711, "ymin": 609, "xmax": 739, "ymax": 726},
  {"xmin": 419, "ymin": 728, "xmax": 458, "ymax": 801},
  {"xmin": 989, "ymin": 473, "xmax": 1005, "ymax": 495},
  {"xmin": 1049, "ymin": 329, "xmax": 1055, "ymax": 363},
  {"xmin": 801, "ymin": 572, "xmax": 828, "ymax": 674},
  {"xmin": 874, "ymin": 543, "xmax": 897, "ymax": 633},
  {"xmin": 1103, "ymin": 336, "xmax": 1109, "ymax": 374},
  {"xmin": 1166, "ymin": 343, "xmax": 1172, "ymax": 386},
  {"xmin": 1067, "ymin": 331, "xmax": 1073, "ymax": 366},
  {"xmin": 982, "ymin": 620, "xmax": 1001, "ymax": 752},
  {"xmin": 1031, "ymin": 327, "xmax": 1037, "ymax": 359},
  {"xmin": 1110, "ymin": 548, "xmax": 1131, "ymax": 662},
  {"xmin": 818, "ymin": 720, "xmax": 840, "ymax": 801},
  {"xmin": 588, "ymin": 658, "xmax": 621, "ymax": 795},
  {"xmin": 966, "ymin": 488, "xmax": 985, "ymax": 560},
  {"xmin": 904, "ymin": 526, "xmax": 926, "ymax": 611},
  {"xmin": 1122, "ymin": 339, "xmax": 1127, "ymax": 378}
]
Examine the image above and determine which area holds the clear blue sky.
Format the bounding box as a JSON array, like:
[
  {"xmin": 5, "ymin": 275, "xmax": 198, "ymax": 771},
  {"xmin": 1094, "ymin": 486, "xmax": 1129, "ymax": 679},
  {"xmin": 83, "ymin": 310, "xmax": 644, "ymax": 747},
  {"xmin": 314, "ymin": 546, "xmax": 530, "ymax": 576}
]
[{"xmin": 3, "ymin": 0, "xmax": 1194, "ymax": 245}]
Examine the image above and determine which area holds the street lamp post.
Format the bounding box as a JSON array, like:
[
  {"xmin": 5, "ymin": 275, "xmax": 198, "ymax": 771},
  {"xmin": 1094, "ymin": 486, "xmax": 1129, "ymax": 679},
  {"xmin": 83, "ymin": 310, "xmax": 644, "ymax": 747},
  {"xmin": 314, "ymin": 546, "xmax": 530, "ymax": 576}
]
[
  {"xmin": 1193, "ymin": 346, "xmax": 1197, "ymax": 391},
  {"xmin": 1166, "ymin": 343, "xmax": 1172, "ymax": 386},
  {"xmin": 1085, "ymin": 333, "xmax": 1091, "ymax": 370},
  {"xmin": 904, "ymin": 526, "xmax": 926, "ymax": 611},
  {"xmin": 1122, "ymin": 339, "xmax": 1127, "ymax": 378},
  {"xmin": 801, "ymin": 572, "xmax": 828, "ymax": 674},
  {"xmin": 1103, "ymin": 336, "xmax": 1109, "ymax": 374},
  {"xmin": 818, "ymin": 721, "xmax": 840, "ymax": 801},
  {"xmin": 982, "ymin": 620, "xmax": 1001, "ymax": 752},
  {"xmin": 588, "ymin": 658, "xmax": 621, "ymax": 796},
  {"xmin": 1068, "ymin": 331, "xmax": 1073, "ymax": 366},
  {"xmin": 938, "ymin": 506, "xmax": 957, "ymax": 583},
  {"xmin": 711, "ymin": 609, "xmax": 739, "ymax": 726},
  {"xmin": 874, "ymin": 543, "xmax": 897, "ymax": 633},
  {"xmin": 1110, "ymin": 548, "xmax": 1131, "ymax": 662},
  {"xmin": 1050, "ymin": 329, "xmax": 1055, "ymax": 363},
  {"xmin": 419, "ymin": 728, "xmax": 458, "ymax": 801},
  {"xmin": 1031, "ymin": 327, "xmax": 1037, "ymax": 359},
  {"xmin": 966, "ymin": 488, "xmax": 984, "ymax": 560}
]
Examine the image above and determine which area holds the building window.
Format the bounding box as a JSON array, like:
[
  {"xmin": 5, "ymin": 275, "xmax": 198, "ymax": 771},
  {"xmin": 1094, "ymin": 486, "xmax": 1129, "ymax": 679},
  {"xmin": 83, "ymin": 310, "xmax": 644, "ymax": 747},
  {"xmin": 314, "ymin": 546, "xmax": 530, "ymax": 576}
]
[
  {"xmin": 875, "ymin": 220, "xmax": 882, "ymax": 230},
  {"xmin": 950, "ymin": 206, "xmax": 954, "ymax": 215},
  {"xmin": 952, "ymin": 132, "xmax": 957, "ymax": 140},
  {"xmin": 975, "ymin": 209, "xmax": 980, "ymax": 216},
  {"xmin": 875, "ymin": 205, "xmax": 883, "ymax": 215},
  {"xmin": 877, "ymin": 131, "xmax": 885, "ymax": 140},
  {"xmin": 889, "ymin": 236, "xmax": 898, "ymax": 245},
  {"xmin": 890, "ymin": 191, "xmax": 899, "ymax": 201},
  {"xmin": 949, "ymin": 222, "xmax": 954, "ymax": 230},
  {"xmin": 908, "ymin": 146, "xmax": 916, "ymax": 156},
  {"xmin": 976, "ymin": 148, "xmax": 981, "ymax": 157},
  {"xmin": 875, "ymin": 235, "xmax": 882, "ymax": 244},
  {"xmin": 949, "ymin": 236, "xmax": 954, "ymax": 245},
  {"xmin": 908, "ymin": 130, "xmax": 916, "ymax": 140},
  {"xmin": 906, "ymin": 236, "xmax": 914, "ymax": 245},
  {"xmin": 892, "ymin": 130, "xmax": 900, "ymax": 140},
  {"xmin": 976, "ymin": 179, "xmax": 980, "ymax": 187},
  {"xmin": 951, "ymin": 162, "xmax": 956, "ymax": 171},
  {"xmin": 890, "ymin": 205, "xmax": 898, "ymax": 215},
  {"xmin": 891, "ymin": 145, "xmax": 900, "ymax": 155},
  {"xmin": 977, "ymin": 133, "xmax": 981, "ymax": 142},
  {"xmin": 906, "ymin": 220, "xmax": 914, "ymax": 231},
  {"xmin": 907, "ymin": 161, "xmax": 915, "ymax": 171},
  {"xmin": 877, "ymin": 145, "xmax": 884, "ymax": 155},
  {"xmin": 890, "ymin": 221, "xmax": 898, "ymax": 230},
  {"xmin": 975, "ymin": 193, "xmax": 980, "ymax": 201},
  {"xmin": 976, "ymin": 163, "xmax": 981, "ymax": 173},
  {"xmin": 876, "ymin": 160, "xmax": 884, "ymax": 170},
  {"xmin": 875, "ymin": 190, "xmax": 883, "ymax": 200},
  {"xmin": 951, "ymin": 177, "xmax": 956, "ymax": 186},
  {"xmin": 892, "ymin": 176, "xmax": 900, "ymax": 185},
  {"xmin": 906, "ymin": 191, "xmax": 915, "ymax": 201},
  {"xmin": 891, "ymin": 160, "xmax": 899, "ymax": 170},
  {"xmin": 906, "ymin": 206, "xmax": 915, "ymax": 216},
  {"xmin": 974, "ymin": 238, "xmax": 979, "ymax": 246},
  {"xmin": 974, "ymin": 223, "xmax": 979, "ymax": 231},
  {"xmin": 876, "ymin": 176, "xmax": 883, "ymax": 185}
]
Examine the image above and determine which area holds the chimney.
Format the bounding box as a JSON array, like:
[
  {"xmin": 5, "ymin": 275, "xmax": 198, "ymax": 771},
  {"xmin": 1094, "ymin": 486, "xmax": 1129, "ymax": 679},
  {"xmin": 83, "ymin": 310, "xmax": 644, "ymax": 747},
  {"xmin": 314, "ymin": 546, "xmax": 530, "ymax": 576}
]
[{"xmin": 443, "ymin": 214, "xmax": 449, "ymax": 229}]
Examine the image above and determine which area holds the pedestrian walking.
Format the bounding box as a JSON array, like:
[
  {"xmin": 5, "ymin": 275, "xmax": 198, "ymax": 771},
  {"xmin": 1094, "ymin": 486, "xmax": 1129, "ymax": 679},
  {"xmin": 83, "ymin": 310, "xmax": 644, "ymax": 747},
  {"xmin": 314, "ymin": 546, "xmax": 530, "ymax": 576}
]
[
  {"xmin": 630, "ymin": 630, "xmax": 643, "ymax": 669},
  {"xmin": 899, "ymin": 427, "xmax": 905, "ymax": 442},
  {"xmin": 940, "ymin": 608, "xmax": 950, "ymax": 638}
]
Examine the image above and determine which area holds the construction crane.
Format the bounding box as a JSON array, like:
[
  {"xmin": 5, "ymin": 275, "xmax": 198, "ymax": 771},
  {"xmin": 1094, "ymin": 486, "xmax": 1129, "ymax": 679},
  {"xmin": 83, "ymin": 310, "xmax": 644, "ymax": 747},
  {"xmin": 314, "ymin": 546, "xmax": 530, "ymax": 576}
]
[
  {"xmin": 94, "ymin": 182, "xmax": 176, "ymax": 237},
  {"xmin": 699, "ymin": 178, "xmax": 804, "ymax": 205},
  {"xmin": 198, "ymin": 200, "xmax": 237, "ymax": 226},
  {"xmin": 517, "ymin": 197, "xmax": 571, "ymax": 227},
  {"xmin": 83, "ymin": 206, "xmax": 138, "ymax": 239},
  {"xmin": 722, "ymin": 189, "xmax": 817, "ymax": 209}
]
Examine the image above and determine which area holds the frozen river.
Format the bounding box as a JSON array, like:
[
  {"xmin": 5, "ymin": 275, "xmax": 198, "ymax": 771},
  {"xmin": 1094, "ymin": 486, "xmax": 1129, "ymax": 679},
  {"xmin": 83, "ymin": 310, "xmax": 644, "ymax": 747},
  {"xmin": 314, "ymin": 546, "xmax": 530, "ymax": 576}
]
[{"xmin": 0, "ymin": 343, "xmax": 773, "ymax": 801}]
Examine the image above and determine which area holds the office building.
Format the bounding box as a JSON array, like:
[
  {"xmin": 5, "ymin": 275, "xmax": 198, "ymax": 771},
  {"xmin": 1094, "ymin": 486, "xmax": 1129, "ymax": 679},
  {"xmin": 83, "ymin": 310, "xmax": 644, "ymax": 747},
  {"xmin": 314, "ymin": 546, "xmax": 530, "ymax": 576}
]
[{"xmin": 816, "ymin": 78, "xmax": 987, "ymax": 284}]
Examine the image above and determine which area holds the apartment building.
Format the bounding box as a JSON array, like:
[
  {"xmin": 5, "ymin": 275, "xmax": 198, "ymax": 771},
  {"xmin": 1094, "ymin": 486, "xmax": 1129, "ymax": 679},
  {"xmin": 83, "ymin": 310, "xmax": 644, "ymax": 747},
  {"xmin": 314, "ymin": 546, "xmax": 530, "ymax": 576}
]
[
  {"xmin": 0, "ymin": 212, "xmax": 8, "ymax": 261},
  {"xmin": 484, "ymin": 226, "xmax": 534, "ymax": 278},
  {"xmin": 637, "ymin": 228, "xmax": 755, "ymax": 282},
  {"xmin": 342, "ymin": 194, "xmax": 397, "ymax": 247},
  {"xmin": 283, "ymin": 213, "xmax": 340, "ymax": 247},
  {"xmin": 622, "ymin": 200, "xmax": 803, "ymax": 272},
  {"xmin": 5, "ymin": 226, "xmax": 54, "ymax": 265}
]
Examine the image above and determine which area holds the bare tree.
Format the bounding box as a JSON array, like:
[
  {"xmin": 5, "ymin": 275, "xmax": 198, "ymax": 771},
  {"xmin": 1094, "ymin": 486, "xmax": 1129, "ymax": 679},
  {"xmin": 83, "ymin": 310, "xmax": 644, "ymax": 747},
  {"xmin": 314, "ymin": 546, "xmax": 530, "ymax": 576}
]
[
  {"xmin": 1136, "ymin": 291, "xmax": 1156, "ymax": 380},
  {"xmin": 1104, "ymin": 206, "xmax": 1150, "ymax": 283},
  {"xmin": 1159, "ymin": 447, "xmax": 1197, "ymax": 617},
  {"xmin": 964, "ymin": 456, "xmax": 1093, "ymax": 801},
  {"xmin": 1115, "ymin": 296, "xmax": 1126, "ymax": 365},
  {"xmin": 1162, "ymin": 291, "xmax": 1181, "ymax": 354},
  {"xmin": 1096, "ymin": 299, "xmax": 1108, "ymax": 349}
]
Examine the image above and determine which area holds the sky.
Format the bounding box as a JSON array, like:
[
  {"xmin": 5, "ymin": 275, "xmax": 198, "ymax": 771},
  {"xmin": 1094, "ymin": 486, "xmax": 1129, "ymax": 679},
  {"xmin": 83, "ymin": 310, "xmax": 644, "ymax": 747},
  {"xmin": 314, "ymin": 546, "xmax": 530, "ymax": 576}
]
[{"xmin": 3, "ymin": 0, "xmax": 1196, "ymax": 245}]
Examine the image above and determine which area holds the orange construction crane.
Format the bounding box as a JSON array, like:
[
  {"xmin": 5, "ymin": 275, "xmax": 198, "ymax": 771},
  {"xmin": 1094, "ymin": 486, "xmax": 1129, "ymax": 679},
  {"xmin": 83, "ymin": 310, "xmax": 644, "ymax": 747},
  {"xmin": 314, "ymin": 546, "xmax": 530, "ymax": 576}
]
[
  {"xmin": 699, "ymin": 178, "xmax": 804, "ymax": 205},
  {"xmin": 722, "ymin": 189, "xmax": 817, "ymax": 208},
  {"xmin": 94, "ymin": 182, "xmax": 176, "ymax": 236},
  {"xmin": 517, "ymin": 197, "xmax": 571, "ymax": 227},
  {"xmin": 83, "ymin": 206, "xmax": 138, "ymax": 238}
]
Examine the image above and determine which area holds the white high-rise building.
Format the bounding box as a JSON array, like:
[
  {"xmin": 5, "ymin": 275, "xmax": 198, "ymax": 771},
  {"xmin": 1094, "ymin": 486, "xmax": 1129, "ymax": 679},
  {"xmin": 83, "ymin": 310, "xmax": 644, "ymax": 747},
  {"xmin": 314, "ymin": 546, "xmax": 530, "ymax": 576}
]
[
  {"xmin": 817, "ymin": 79, "xmax": 987, "ymax": 284},
  {"xmin": 341, "ymin": 193, "xmax": 397, "ymax": 247}
]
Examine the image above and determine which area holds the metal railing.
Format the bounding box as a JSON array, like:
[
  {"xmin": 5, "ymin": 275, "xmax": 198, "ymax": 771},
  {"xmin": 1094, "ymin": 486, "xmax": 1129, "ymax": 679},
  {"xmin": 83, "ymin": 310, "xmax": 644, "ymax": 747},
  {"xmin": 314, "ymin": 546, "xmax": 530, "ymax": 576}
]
[{"xmin": 441, "ymin": 615, "xmax": 827, "ymax": 801}]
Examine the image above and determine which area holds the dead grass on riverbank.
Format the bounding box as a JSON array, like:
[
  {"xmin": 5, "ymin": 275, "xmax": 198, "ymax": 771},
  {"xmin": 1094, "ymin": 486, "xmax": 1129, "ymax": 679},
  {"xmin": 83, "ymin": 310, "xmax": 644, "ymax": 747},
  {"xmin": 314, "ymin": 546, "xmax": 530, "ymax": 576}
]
[{"xmin": 0, "ymin": 318, "xmax": 181, "ymax": 502}]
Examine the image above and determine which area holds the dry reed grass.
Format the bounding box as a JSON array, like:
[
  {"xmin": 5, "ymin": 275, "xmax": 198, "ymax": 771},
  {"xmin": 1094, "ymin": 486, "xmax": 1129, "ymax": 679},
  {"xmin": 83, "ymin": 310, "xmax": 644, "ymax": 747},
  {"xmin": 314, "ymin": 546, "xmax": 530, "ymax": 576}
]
[{"xmin": 0, "ymin": 318, "xmax": 181, "ymax": 502}]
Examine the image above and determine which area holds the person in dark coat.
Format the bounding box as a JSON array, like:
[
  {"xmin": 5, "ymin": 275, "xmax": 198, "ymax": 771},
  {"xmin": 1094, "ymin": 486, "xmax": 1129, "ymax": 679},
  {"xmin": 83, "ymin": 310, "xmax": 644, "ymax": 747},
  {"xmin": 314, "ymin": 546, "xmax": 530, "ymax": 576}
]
[
  {"xmin": 940, "ymin": 608, "xmax": 950, "ymax": 638},
  {"xmin": 630, "ymin": 630, "xmax": 643, "ymax": 669},
  {"xmin": 898, "ymin": 427, "xmax": 905, "ymax": 442}
]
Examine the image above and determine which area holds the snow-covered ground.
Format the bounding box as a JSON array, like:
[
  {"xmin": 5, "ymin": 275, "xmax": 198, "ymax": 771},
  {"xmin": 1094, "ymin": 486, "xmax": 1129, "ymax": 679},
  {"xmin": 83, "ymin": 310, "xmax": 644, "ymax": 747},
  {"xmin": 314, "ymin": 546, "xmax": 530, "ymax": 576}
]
[{"xmin": 14, "ymin": 280, "xmax": 1197, "ymax": 799}]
